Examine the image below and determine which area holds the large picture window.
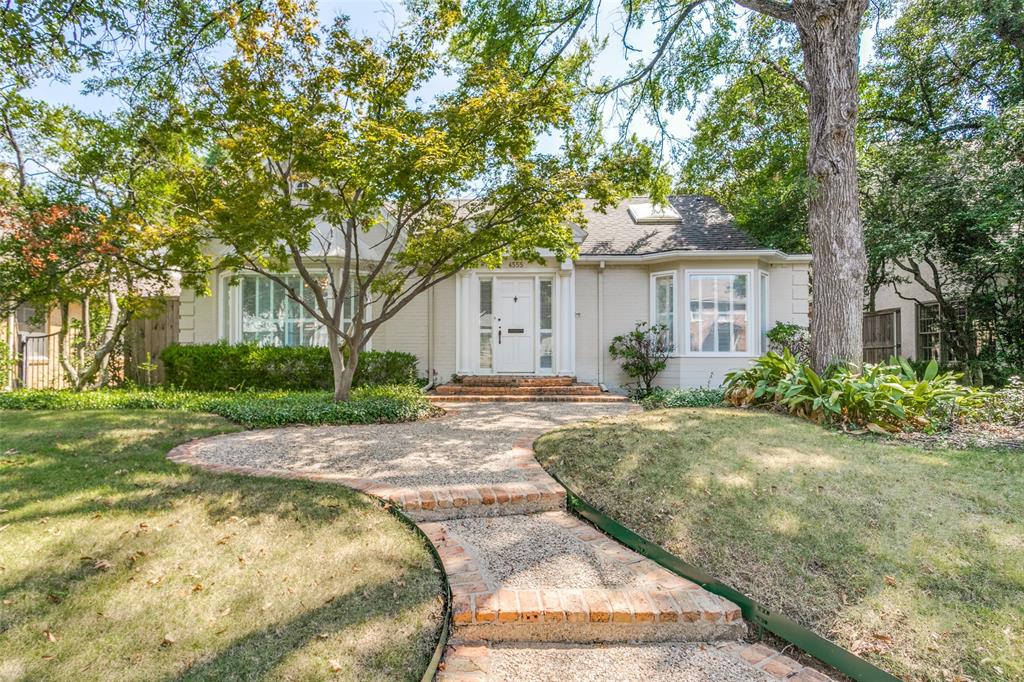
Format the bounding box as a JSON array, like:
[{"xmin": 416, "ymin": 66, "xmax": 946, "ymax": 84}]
[
  {"xmin": 238, "ymin": 273, "xmax": 352, "ymax": 347},
  {"xmin": 650, "ymin": 272, "xmax": 676, "ymax": 350},
  {"xmin": 687, "ymin": 272, "xmax": 749, "ymax": 354}
]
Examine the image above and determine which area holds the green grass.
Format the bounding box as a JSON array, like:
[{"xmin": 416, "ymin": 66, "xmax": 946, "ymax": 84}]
[
  {"xmin": 0, "ymin": 410, "xmax": 443, "ymax": 681},
  {"xmin": 0, "ymin": 385, "xmax": 440, "ymax": 428},
  {"xmin": 534, "ymin": 408, "xmax": 1024, "ymax": 682}
]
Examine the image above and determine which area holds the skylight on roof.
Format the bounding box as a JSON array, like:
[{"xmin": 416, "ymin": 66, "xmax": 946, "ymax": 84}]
[{"xmin": 627, "ymin": 202, "xmax": 681, "ymax": 224}]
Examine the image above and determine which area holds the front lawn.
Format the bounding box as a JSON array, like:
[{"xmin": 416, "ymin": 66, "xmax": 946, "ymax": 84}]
[
  {"xmin": 534, "ymin": 407, "xmax": 1024, "ymax": 682},
  {"xmin": 0, "ymin": 410, "xmax": 443, "ymax": 681}
]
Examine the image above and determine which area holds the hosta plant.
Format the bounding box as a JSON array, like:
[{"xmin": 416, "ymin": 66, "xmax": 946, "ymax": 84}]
[{"xmin": 723, "ymin": 352, "xmax": 989, "ymax": 431}]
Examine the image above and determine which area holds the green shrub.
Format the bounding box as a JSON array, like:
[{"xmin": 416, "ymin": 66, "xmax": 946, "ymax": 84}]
[
  {"xmin": 765, "ymin": 322, "xmax": 810, "ymax": 361},
  {"xmin": 640, "ymin": 387, "xmax": 725, "ymax": 409},
  {"xmin": 608, "ymin": 322, "xmax": 672, "ymax": 397},
  {"xmin": 723, "ymin": 351, "xmax": 990, "ymax": 431},
  {"xmin": 0, "ymin": 386, "xmax": 439, "ymax": 428},
  {"xmin": 161, "ymin": 343, "xmax": 420, "ymax": 391}
]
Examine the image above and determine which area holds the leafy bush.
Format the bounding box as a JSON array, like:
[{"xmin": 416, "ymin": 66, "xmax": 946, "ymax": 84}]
[
  {"xmin": 969, "ymin": 376, "xmax": 1024, "ymax": 426},
  {"xmin": 0, "ymin": 385, "xmax": 439, "ymax": 428},
  {"xmin": 723, "ymin": 351, "xmax": 989, "ymax": 431},
  {"xmin": 162, "ymin": 343, "xmax": 420, "ymax": 391},
  {"xmin": 608, "ymin": 322, "xmax": 672, "ymax": 397},
  {"xmin": 765, "ymin": 322, "xmax": 810, "ymax": 362},
  {"xmin": 640, "ymin": 387, "xmax": 725, "ymax": 409}
]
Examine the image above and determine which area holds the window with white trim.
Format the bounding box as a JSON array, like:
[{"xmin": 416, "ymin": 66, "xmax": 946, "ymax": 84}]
[
  {"xmin": 238, "ymin": 273, "xmax": 351, "ymax": 347},
  {"xmin": 651, "ymin": 272, "xmax": 676, "ymax": 350},
  {"xmin": 539, "ymin": 279, "xmax": 554, "ymax": 369},
  {"xmin": 687, "ymin": 273, "xmax": 749, "ymax": 354}
]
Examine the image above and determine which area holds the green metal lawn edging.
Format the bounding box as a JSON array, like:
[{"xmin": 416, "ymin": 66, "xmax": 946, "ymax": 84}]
[
  {"xmin": 549, "ymin": 471, "xmax": 901, "ymax": 682},
  {"xmin": 375, "ymin": 499, "xmax": 450, "ymax": 682}
]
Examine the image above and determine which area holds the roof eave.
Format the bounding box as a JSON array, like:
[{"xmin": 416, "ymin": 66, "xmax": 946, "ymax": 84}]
[{"xmin": 576, "ymin": 249, "xmax": 812, "ymax": 264}]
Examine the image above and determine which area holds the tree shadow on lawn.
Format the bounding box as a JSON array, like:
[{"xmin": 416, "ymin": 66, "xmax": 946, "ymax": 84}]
[
  {"xmin": 165, "ymin": 578, "xmax": 437, "ymax": 682},
  {"xmin": 0, "ymin": 410, "xmax": 375, "ymax": 528},
  {"xmin": 0, "ymin": 410, "xmax": 444, "ymax": 681}
]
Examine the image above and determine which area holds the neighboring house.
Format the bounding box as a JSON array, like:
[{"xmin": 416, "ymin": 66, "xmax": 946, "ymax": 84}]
[
  {"xmin": 865, "ymin": 279, "xmax": 987, "ymax": 366},
  {"xmin": 178, "ymin": 196, "xmax": 812, "ymax": 391}
]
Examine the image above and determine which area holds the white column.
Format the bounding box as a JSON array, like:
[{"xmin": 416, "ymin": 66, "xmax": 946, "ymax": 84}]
[{"xmin": 557, "ymin": 260, "xmax": 575, "ymax": 375}]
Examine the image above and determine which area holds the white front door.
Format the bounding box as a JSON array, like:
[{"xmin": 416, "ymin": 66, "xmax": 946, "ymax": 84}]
[{"xmin": 494, "ymin": 278, "xmax": 534, "ymax": 373}]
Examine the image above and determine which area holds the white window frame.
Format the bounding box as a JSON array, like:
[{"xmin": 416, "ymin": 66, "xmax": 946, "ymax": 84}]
[
  {"xmin": 759, "ymin": 271, "xmax": 770, "ymax": 355},
  {"xmin": 684, "ymin": 268, "xmax": 756, "ymax": 357},
  {"xmin": 649, "ymin": 270, "xmax": 678, "ymax": 353},
  {"xmin": 219, "ymin": 269, "xmax": 366, "ymax": 347}
]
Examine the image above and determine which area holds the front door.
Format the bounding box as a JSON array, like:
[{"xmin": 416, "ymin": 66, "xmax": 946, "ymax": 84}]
[{"xmin": 494, "ymin": 278, "xmax": 534, "ymax": 373}]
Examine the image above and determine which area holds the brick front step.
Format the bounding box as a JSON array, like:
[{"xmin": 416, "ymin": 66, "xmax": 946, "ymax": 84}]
[
  {"xmin": 456, "ymin": 375, "xmax": 576, "ymax": 388},
  {"xmin": 433, "ymin": 385, "xmax": 603, "ymax": 396},
  {"xmin": 429, "ymin": 394, "xmax": 629, "ymax": 403},
  {"xmin": 420, "ymin": 511, "xmax": 744, "ymax": 644},
  {"xmin": 437, "ymin": 640, "xmax": 837, "ymax": 681},
  {"xmin": 383, "ymin": 481, "xmax": 566, "ymax": 521}
]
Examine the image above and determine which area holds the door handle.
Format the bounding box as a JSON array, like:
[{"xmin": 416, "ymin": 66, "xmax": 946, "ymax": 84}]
[{"xmin": 498, "ymin": 328, "xmax": 502, "ymax": 344}]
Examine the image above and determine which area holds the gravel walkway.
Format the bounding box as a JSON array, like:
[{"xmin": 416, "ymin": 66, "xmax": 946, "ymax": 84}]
[
  {"xmin": 486, "ymin": 642, "xmax": 773, "ymax": 681},
  {"xmin": 187, "ymin": 402, "xmax": 632, "ymax": 488},
  {"xmin": 441, "ymin": 515, "xmax": 641, "ymax": 590}
]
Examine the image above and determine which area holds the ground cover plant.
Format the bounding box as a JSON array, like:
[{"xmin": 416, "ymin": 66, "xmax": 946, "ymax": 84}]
[
  {"xmin": 0, "ymin": 385, "xmax": 439, "ymax": 429},
  {"xmin": 640, "ymin": 387, "xmax": 725, "ymax": 409},
  {"xmin": 0, "ymin": 410, "xmax": 444, "ymax": 681},
  {"xmin": 534, "ymin": 408, "xmax": 1024, "ymax": 681}
]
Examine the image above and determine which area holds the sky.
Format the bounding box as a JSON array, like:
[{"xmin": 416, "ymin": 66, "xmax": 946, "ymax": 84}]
[{"xmin": 27, "ymin": 1, "xmax": 889, "ymax": 165}]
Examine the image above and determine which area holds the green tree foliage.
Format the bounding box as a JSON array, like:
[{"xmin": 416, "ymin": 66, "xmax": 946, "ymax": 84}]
[
  {"xmin": 187, "ymin": 0, "xmax": 657, "ymax": 401},
  {"xmin": 679, "ymin": 0, "xmax": 1024, "ymax": 379},
  {"xmin": 0, "ymin": 1, "xmax": 225, "ymax": 389}
]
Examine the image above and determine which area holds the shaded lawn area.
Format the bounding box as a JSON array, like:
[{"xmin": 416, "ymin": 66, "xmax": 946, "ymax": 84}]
[
  {"xmin": 534, "ymin": 408, "xmax": 1024, "ymax": 682},
  {"xmin": 0, "ymin": 411, "xmax": 443, "ymax": 681}
]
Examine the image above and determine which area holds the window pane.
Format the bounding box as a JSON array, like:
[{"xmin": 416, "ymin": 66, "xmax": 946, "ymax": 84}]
[
  {"xmin": 480, "ymin": 280, "xmax": 493, "ymax": 369},
  {"xmin": 540, "ymin": 331, "xmax": 553, "ymax": 369},
  {"xmin": 653, "ymin": 274, "xmax": 675, "ymax": 349},
  {"xmin": 688, "ymin": 273, "xmax": 748, "ymax": 353},
  {"xmin": 540, "ymin": 280, "xmax": 552, "ymax": 330},
  {"xmin": 239, "ymin": 274, "xmax": 326, "ymax": 348}
]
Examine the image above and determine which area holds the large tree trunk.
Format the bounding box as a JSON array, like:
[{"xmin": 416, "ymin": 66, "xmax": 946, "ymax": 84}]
[{"xmin": 795, "ymin": 0, "xmax": 869, "ymax": 372}]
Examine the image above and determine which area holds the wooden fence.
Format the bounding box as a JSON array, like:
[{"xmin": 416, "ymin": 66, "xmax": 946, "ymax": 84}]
[
  {"xmin": 863, "ymin": 308, "xmax": 901, "ymax": 364},
  {"xmin": 10, "ymin": 298, "xmax": 179, "ymax": 390}
]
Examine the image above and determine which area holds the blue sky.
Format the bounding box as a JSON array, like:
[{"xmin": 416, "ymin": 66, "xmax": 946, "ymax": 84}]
[{"xmin": 28, "ymin": 1, "xmax": 886, "ymax": 162}]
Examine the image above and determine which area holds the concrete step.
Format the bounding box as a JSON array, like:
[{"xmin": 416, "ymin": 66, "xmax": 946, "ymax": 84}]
[
  {"xmin": 457, "ymin": 375, "xmax": 576, "ymax": 388},
  {"xmin": 433, "ymin": 385, "xmax": 603, "ymax": 396},
  {"xmin": 429, "ymin": 394, "xmax": 629, "ymax": 403},
  {"xmin": 420, "ymin": 512, "xmax": 744, "ymax": 644},
  {"xmin": 437, "ymin": 640, "xmax": 831, "ymax": 681}
]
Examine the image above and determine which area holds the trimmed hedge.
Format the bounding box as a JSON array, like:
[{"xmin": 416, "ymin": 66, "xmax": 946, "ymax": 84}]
[
  {"xmin": 161, "ymin": 343, "xmax": 421, "ymax": 391},
  {"xmin": 0, "ymin": 385, "xmax": 440, "ymax": 428},
  {"xmin": 640, "ymin": 387, "xmax": 726, "ymax": 409}
]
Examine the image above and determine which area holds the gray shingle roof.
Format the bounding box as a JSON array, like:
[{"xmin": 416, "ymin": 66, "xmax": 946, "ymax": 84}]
[{"xmin": 578, "ymin": 195, "xmax": 762, "ymax": 255}]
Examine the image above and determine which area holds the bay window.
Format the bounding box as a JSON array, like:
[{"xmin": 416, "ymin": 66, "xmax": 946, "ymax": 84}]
[{"xmin": 687, "ymin": 272, "xmax": 749, "ymax": 354}]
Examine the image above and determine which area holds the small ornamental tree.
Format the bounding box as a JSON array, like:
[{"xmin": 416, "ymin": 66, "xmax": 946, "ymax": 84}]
[
  {"xmin": 188, "ymin": 2, "xmax": 656, "ymax": 402},
  {"xmin": 609, "ymin": 322, "xmax": 673, "ymax": 397}
]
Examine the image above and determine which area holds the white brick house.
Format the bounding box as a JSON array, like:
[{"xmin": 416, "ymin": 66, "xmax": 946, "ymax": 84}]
[{"xmin": 177, "ymin": 196, "xmax": 811, "ymax": 391}]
